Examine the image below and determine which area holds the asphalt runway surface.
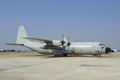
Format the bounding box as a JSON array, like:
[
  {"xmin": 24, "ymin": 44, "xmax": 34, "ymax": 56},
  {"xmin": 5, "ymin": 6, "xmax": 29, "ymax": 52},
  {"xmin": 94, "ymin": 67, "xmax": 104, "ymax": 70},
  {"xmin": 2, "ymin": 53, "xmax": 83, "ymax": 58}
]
[{"xmin": 0, "ymin": 52, "xmax": 120, "ymax": 80}]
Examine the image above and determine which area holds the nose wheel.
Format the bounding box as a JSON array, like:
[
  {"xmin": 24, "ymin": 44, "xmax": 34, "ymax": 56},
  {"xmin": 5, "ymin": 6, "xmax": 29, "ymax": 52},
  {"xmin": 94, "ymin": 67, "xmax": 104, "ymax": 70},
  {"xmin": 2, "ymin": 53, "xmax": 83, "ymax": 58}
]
[
  {"xmin": 97, "ymin": 54, "xmax": 101, "ymax": 57},
  {"xmin": 94, "ymin": 54, "xmax": 101, "ymax": 57}
]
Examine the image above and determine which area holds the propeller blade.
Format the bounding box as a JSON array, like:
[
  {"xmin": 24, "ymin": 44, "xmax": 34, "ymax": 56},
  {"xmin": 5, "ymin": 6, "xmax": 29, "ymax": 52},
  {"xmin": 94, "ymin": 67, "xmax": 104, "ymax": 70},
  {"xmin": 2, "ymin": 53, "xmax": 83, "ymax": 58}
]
[
  {"xmin": 67, "ymin": 37, "xmax": 71, "ymax": 47},
  {"xmin": 61, "ymin": 34, "xmax": 65, "ymax": 46}
]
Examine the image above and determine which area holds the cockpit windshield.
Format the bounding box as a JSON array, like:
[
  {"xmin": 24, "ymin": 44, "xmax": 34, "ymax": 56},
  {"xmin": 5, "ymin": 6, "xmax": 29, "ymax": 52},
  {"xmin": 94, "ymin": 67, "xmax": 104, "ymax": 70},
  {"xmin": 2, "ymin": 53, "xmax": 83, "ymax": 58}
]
[{"xmin": 99, "ymin": 43, "xmax": 105, "ymax": 46}]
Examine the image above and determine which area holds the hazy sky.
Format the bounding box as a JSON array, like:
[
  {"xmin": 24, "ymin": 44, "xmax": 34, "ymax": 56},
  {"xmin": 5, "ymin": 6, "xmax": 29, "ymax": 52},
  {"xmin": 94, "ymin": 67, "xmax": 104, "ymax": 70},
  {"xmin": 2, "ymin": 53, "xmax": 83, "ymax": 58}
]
[{"xmin": 0, "ymin": 0, "xmax": 120, "ymax": 50}]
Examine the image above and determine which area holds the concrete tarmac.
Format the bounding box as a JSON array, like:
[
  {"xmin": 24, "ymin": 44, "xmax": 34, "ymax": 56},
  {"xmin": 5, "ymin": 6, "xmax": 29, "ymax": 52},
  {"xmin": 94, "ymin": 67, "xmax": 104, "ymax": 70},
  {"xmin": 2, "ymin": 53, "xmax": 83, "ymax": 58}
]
[{"xmin": 0, "ymin": 52, "xmax": 120, "ymax": 80}]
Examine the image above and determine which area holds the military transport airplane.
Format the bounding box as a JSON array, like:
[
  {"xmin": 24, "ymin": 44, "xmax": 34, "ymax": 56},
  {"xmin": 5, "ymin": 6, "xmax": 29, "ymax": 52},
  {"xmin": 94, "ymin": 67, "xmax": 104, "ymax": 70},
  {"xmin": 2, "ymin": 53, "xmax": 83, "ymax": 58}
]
[{"xmin": 6, "ymin": 26, "xmax": 112, "ymax": 57}]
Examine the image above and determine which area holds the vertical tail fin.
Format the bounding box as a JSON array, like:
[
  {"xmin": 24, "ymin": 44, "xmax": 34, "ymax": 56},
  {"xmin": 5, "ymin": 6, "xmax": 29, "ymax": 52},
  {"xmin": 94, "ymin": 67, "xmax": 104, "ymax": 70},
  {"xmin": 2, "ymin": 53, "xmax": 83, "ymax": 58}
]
[{"xmin": 16, "ymin": 26, "xmax": 28, "ymax": 44}]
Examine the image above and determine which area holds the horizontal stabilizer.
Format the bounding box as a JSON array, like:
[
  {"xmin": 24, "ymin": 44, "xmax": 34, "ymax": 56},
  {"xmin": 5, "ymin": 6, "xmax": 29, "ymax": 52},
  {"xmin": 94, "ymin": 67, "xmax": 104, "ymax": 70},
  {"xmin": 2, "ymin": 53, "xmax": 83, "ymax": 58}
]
[{"xmin": 6, "ymin": 43, "xmax": 24, "ymax": 46}]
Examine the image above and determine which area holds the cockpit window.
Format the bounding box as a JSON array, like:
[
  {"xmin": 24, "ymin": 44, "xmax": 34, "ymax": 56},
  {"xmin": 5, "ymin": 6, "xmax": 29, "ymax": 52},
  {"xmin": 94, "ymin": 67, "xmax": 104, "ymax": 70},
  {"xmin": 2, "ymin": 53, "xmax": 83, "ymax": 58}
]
[{"xmin": 99, "ymin": 43, "xmax": 105, "ymax": 46}]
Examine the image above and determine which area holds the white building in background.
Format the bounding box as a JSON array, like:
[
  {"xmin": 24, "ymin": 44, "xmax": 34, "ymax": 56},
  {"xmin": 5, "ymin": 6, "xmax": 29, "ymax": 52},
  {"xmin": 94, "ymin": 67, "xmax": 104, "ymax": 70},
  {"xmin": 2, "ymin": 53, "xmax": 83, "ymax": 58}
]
[
  {"xmin": 0, "ymin": 49, "xmax": 4, "ymax": 52},
  {"xmin": 111, "ymin": 49, "xmax": 118, "ymax": 53}
]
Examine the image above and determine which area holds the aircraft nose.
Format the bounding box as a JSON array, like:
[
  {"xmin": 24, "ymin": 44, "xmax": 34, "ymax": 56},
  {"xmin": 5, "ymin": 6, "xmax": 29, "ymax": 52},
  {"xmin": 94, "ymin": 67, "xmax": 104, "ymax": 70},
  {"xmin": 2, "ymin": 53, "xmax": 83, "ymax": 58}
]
[{"xmin": 105, "ymin": 47, "xmax": 112, "ymax": 54}]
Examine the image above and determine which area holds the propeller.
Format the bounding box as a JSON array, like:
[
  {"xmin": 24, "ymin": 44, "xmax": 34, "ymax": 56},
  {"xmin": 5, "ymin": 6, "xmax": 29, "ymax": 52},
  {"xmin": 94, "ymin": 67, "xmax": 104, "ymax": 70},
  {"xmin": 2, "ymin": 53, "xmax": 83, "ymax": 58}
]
[
  {"xmin": 60, "ymin": 34, "xmax": 71, "ymax": 47},
  {"xmin": 67, "ymin": 37, "xmax": 71, "ymax": 47},
  {"xmin": 60, "ymin": 34, "xmax": 65, "ymax": 47}
]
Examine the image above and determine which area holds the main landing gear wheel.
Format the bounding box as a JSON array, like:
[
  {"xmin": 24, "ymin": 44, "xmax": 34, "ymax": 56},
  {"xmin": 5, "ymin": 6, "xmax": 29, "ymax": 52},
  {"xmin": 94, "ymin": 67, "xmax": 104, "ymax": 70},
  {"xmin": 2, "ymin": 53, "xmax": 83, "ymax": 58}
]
[{"xmin": 63, "ymin": 54, "xmax": 68, "ymax": 57}]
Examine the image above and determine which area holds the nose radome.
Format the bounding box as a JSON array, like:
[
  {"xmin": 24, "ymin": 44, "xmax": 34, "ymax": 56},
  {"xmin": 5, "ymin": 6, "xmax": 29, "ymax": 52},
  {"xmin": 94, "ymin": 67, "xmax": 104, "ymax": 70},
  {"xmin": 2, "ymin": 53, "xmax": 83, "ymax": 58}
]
[{"xmin": 105, "ymin": 47, "xmax": 112, "ymax": 54}]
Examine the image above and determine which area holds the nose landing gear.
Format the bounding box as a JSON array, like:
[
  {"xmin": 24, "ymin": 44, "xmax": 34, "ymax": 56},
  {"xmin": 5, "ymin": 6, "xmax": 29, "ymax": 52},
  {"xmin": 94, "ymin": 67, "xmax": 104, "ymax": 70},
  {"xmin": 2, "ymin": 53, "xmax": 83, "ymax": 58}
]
[{"xmin": 94, "ymin": 54, "xmax": 101, "ymax": 57}]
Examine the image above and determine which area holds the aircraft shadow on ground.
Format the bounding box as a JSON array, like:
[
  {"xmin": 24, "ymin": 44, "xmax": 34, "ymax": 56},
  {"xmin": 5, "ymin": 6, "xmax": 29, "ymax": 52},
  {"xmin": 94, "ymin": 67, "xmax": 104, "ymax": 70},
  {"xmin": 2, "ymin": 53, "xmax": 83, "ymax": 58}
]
[
  {"xmin": 15, "ymin": 52, "xmax": 118, "ymax": 59},
  {"xmin": 19, "ymin": 54, "xmax": 113, "ymax": 59}
]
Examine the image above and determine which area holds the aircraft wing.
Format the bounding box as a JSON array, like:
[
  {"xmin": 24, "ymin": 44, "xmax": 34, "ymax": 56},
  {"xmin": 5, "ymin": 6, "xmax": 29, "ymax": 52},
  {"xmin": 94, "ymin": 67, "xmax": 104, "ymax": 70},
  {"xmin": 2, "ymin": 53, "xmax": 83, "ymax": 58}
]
[
  {"xmin": 23, "ymin": 37, "xmax": 64, "ymax": 50},
  {"xmin": 23, "ymin": 37, "xmax": 53, "ymax": 45}
]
